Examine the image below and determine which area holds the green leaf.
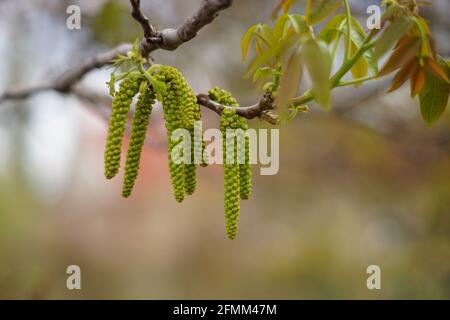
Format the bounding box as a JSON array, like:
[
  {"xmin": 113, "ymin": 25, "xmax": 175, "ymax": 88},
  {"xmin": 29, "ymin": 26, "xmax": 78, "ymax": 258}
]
[
  {"xmin": 319, "ymin": 15, "xmax": 378, "ymax": 76},
  {"xmin": 285, "ymin": 105, "xmax": 309, "ymax": 123},
  {"xmin": 241, "ymin": 24, "xmax": 259, "ymax": 61},
  {"xmin": 273, "ymin": 14, "xmax": 291, "ymax": 40},
  {"xmin": 303, "ymin": 38, "xmax": 332, "ymax": 109},
  {"xmin": 419, "ymin": 57, "xmax": 450, "ymax": 126},
  {"xmin": 253, "ymin": 67, "xmax": 272, "ymax": 82},
  {"xmin": 413, "ymin": 16, "xmax": 433, "ymax": 58},
  {"xmin": 306, "ymin": 0, "xmax": 341, "ymax": 25},
  {"xmin": 107, "ymin": 73, "xmax": 116, "ymax": 97},
  {"xmin": 272, "ymin": 0, "xmax": 295, "ymax": 19},
  {"xmin": 257, "ymin": 24, "xmax": 277, "ymax": 47},
  {"xmin": 244, "ymin": 44, "xmax": 281, "ymax": 79},
  {"xmin": 350, "ymin": 42, "xmax": 368, "ymax": 80},
  {"xmin": 374, "ymin": 16, "xmax": 414, "ymax": 59},
  {"xmin": 288, "ymin": 14, "xmax": 308, "ymax": 34},
  {"xmin": 276, "ymin": 52, "xmax": 303, "ymax": 113},
  {"xmin": 318, "ymin": 14, "xmax": 346, "ymax": 44},
  {"xmin": 346, "ymin": 17, "xmax": 378, "ymax": 76}
]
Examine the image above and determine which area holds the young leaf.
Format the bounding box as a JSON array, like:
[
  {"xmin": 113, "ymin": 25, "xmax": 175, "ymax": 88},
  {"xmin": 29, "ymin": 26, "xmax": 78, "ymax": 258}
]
[
  {"xmin": 258, "ymin": 24, "xmax": 277, "ymax": 47},
  {"xmin": 272, "ymin": 0, "xmax": 295, "ymax": 19},
  {"xmin": 107, "ymin": 73, "xmax": 116, "ymax": 97},
  {"xmin": 244, "ymin": 44, "xmax": 281, "ymax": 79},
  {"xmin": 413, "ymin": 16, "xmax": 433, "ymax": 58},
  {"xmin": 350, "ymin": 42, "xmax": 368, "ymax": 80},
  {"xmin": 253, "ymin": 67, "xmax": 272, "ymax": 82},
  {"xmin": 374, "ymin": 17, "xmax": 414, "ymax": 59},
  {"xmin": 273, "ymin": 14, "xmax": 291, "ymax": 39},
  {"xmin": 281, "ymin": 0, "xmax": 295, "ymax": 12},
  {"xmin": 379, "ymin": 36, "xmax": 420, "ymax": 77},
  {"xmin": 387, "ymin": 60, "xmax": 416, "ymax": 93},
  {"xmin": 318, "ymin": 14, "xmax": 346, "ymax": 44},
  {"xmin": 425, "ymin": 57, "xmax": 450, "ymax": 83},
  {"xmin": 419, "ymin": 58, "xmax": 450, "ymax": 126},
  {"xmin": 410, "ymin": 67, "xmax": 426, "ymax": 97},
  {"xmin": 288, "ymin": 14, "xmax": 308, "ymax": 34},
  {"xmin": 306, "ymin": 0, "xmax": 341, "ymax": 25},
  {"xmin": 348, "ymin": 16, "xmax": 378, "ymax": 75},
  {"xmin": 320, "ymin": 16, "xmax": 378, "ymax": 76},
  {"xmin": 241, "ymin": 24, "xmax": 259, "ymax": 61},
  {"xmin": 303, "ymin": 38, "xmax": 332, "ymax": 109},
  {"xmin": 286, "ymin": 105, "xmax": 309, "ymax": 123},
  {"xmin": 276, "ymin": 51, "xmax": 303, "ymax": 113}
]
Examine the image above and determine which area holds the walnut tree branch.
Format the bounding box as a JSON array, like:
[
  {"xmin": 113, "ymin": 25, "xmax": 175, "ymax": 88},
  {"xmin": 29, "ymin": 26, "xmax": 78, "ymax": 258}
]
[
  {"xmin": 197, "ymin": 92, "xmax": 278, "ymax": 124},
  {"xmin": 135, "ymin": 0, "xmax": 233, "ymax": 55},
  {"xmin": 130, "ymin": 0, "xmax": 157, "ymax": 40},
  {"xmin": 55, "ymin": 44, "xmax": 132, "ymax": 92},
  {"xmin": 0, "ymin": 43, "xmax": 132, "ymax": 102}
]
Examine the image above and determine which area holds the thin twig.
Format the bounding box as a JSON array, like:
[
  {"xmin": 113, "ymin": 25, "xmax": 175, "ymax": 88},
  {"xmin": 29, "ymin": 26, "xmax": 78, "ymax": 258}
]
[
  {"xmin": 130, "ymin": 0, "xmax": 157, "ymax": 39},
  {"xmin": 197, "ymin": 92, "xmax": 278, "ymax": 124},
  {"xmin": 134, "ymin": 0, "xmax": 233, "ymax": 55}
]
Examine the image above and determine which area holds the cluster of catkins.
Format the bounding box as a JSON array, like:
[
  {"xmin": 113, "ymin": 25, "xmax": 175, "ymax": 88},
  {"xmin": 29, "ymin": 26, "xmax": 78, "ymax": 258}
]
[
  {"xmin": 104, "ymin": 71, "xmax": 155, "ymax": 198},
  {"xmin": 153, "ymin": 66, "xmax": 203, "ymax": 202},
  {"xmin": 104, "ymin": 66, "xmax": 251, "ymax": 239},
  {"xmin": 209, "ymin": 87, "xmax": 252, "ymax": 240}
]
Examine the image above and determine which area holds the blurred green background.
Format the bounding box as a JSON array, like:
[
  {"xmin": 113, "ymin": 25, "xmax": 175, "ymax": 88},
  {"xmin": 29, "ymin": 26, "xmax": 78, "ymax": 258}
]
[{"xmin": 0, "ymin": 0, "xmax": 449, "ymax": 299}]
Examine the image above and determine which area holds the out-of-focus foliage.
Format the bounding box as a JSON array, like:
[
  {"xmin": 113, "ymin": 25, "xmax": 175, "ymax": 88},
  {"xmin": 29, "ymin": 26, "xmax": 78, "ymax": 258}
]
[
  {"xmin": 243, "ymin": 0, "xmax": 449, "ymax": 125},
  {"xmin": 90, "ymin": 0, "xmax": 140, "ymax": 46}
]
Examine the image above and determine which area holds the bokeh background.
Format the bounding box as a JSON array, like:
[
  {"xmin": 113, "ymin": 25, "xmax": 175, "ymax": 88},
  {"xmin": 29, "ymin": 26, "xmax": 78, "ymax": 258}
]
[{"xmin": 0, "ymin": 0, "xmax": 449, "ymax": 299}]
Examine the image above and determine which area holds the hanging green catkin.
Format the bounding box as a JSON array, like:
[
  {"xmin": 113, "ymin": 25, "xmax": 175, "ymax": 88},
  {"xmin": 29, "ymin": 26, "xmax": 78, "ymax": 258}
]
[
  {"xmin": 220, "ymin": 107, "xmax": 240, "ymax": 240},
  {"xmin": 122, "ymin": 88, "xmax": 156, "ymax": 198},
  {"xmin": 237, "ymin": 116, "xmax": 252, "ymax": 200},
  {"xmin": 154, "ymin": 66, "xmax": 188, "ymax": 202},
  {"xmin": 181, "ymin": 81, "xmax": 199, "ymax": 195},
  {"xmin": 210, "ymin": 87, "xmax": 248, "ymax": 240},
  {"xmin": 192, "ymin": 94, "xmax": 207, "ymax": 168},
  {"xmin": 209, "ymin": 87, "xmax": 252, "ymax": 200},
  {"xmin": 104, "ymin": 74, "xmax": 140, "ymax": 179}
]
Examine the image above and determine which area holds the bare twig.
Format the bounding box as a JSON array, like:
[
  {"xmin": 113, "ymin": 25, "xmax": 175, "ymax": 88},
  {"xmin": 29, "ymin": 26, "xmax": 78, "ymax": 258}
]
[
  {"xmin": 55, "ymin": 44, "xmax": 132, "ymax": 92},
  {"xmin": 0, "ymin": 43, "xmax": 132, "ymax": 103},
  {"xmin": 197, "ymin": 92, "xmax": 278, "ymax": 124},
  {"xmin": 0, "ymin": 83, "xmax": 54, "ymax": 101},
  {"xmin": 130, "ymin": 0, "xmax": 157, "ymax": 39},
  {"xmin": 135, "ymin": 0, "xmax": 233, "ymax": 55}
]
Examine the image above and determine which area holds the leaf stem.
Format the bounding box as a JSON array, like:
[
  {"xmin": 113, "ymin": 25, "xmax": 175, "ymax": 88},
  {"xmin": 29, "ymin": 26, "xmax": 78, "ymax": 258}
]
[
  {"xmin": 331, "ymin": 30, "xmax": 342, "ymax": 62},
  {"xmin": 291, "ymin": 31, "xmax": 377, "ymax": 107},
  {"xmin": 337, "ymin": 75, "xmax": 378, "ymax": 87},
  {"xmin": 291, "ymin": 90, "xmax": 314, "ymax": 106},
  {"xmin": 343, "ymin": 0, "xmax": 352, "ymax": 60},
  {"xmin": 330, "ymin": 43, "xmax": 374, "ymax": 87}
]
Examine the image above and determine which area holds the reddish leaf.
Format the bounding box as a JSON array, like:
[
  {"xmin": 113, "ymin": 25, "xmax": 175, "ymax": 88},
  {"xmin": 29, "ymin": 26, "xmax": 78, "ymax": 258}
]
[
  {"xmin": 379, "ymin": 37, "xmax": 420, "ymax": 77},
  {"xmin": 387, "ymin": 60, "xmax": 417, "ymax": 93},
  {"xmin": 410, "ymin": 66, "xmax": 426, "ymax": 97},
  {"xmin": 425, "ymin": 57, "xmax": 450, "ymax": 83}
]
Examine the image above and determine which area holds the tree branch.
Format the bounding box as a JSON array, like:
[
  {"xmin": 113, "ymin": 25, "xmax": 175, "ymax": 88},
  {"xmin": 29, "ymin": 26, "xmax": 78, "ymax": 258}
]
[
  {"xmin": 55, "ymin": 44, "xmax": 132, "ymax": 92},
  {"xmin": 136, "ymin": 0, "xmax": 233, "ymax": 55},
  {"xmin": 0, "ymin": 43, "xmax": 132, "ymax": 103},
  {"xmin": 130, "ymin": 0, "xmax": 157, "ymax": 40},
  {"xmin": 197, "ymin": 92, "xmax": 278, "ymax": 124}
]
